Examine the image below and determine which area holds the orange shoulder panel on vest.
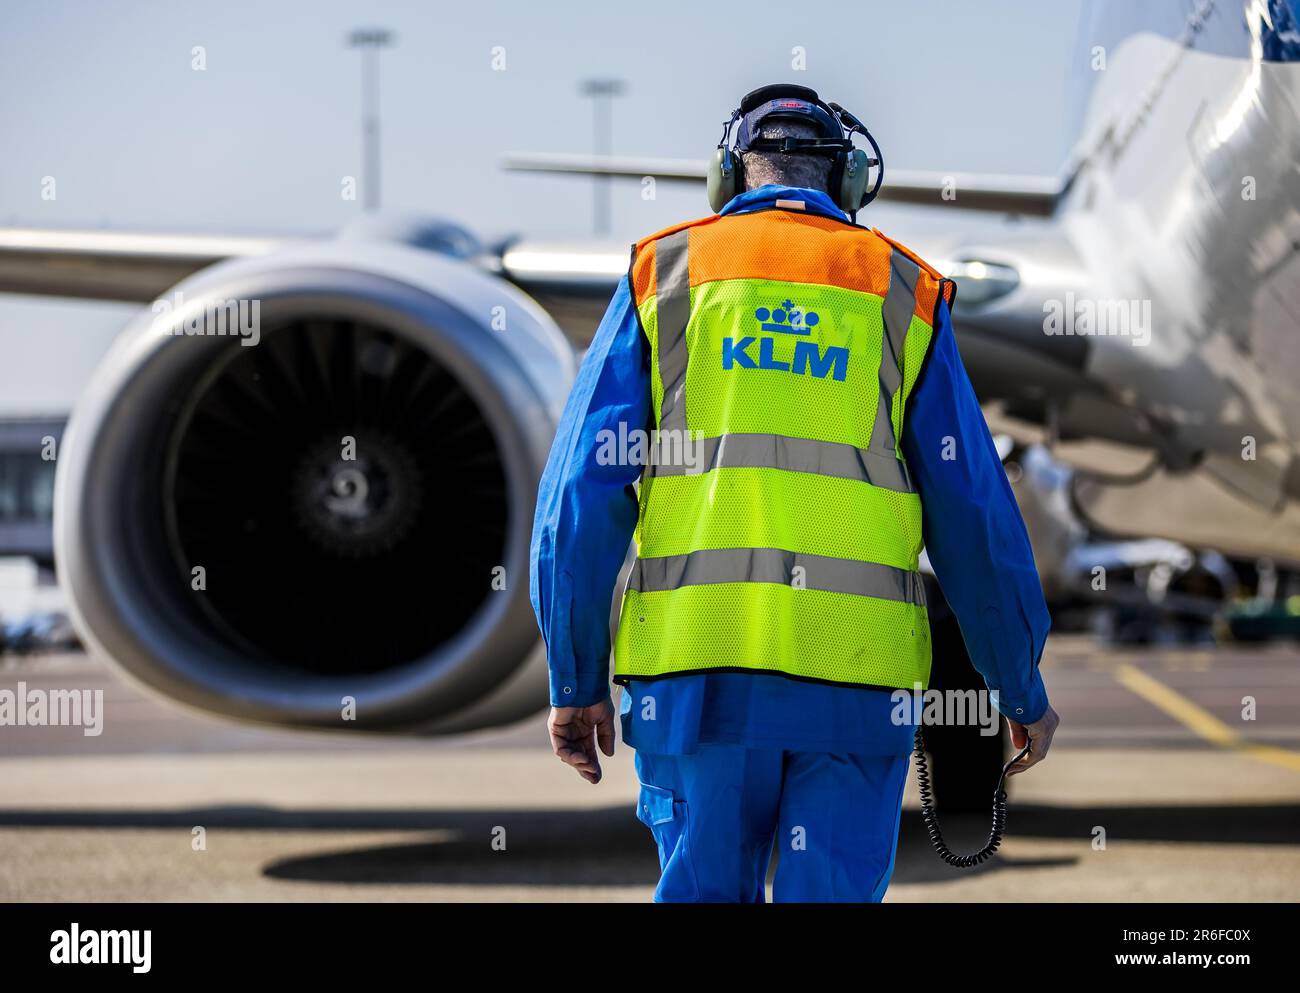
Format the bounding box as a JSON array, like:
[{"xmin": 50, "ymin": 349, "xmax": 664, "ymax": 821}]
[
  {"xmin": 630, "ymin": 214, "xmax": 723, "ymax": 303},
  {"xmin": 631, "ymin": 211, "xmax": 953, "ymax": 323},
  {"xmin": 870, "ymin": 229, "xmax": 944, "ymax": 278},
  {"xmin": 687, "ymin": 211, "xmax": 894, "ymax": 299},
  {"xmin": 871, "ymin": 229, "xmax": 955, "ymax": 324}
]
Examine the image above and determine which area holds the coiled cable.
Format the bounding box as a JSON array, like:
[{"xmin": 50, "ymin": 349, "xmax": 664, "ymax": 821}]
[{"xmin": 913, "ymin": 727, "xmax": 1031, "ymax": 868}]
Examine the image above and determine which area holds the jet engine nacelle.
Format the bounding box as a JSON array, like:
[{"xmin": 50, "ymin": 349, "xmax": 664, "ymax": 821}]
[{"xmin": 54, "ymin": 238, "xmax": 575, "ymax": 733}]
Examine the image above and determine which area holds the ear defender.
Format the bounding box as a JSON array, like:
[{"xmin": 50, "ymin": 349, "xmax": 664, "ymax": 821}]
[
  {"xmin": 839, "ymin": 147, "xmax": 872, "ymax": 213},
  {"xmin": 708, "ymin": 111, "xmax": 745, "ymax": 214},
  {"xmin": 707, "ymin": 146, "xmax": 739, "ymax": 214}
]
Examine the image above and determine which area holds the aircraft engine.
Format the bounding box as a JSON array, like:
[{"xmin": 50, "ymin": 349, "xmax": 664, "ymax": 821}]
[{"xmin": 53, "ymin": 236, "xmax": 575, "ymax": 733}]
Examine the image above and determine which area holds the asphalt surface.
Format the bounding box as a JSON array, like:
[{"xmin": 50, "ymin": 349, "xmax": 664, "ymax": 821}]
[{"xmin": 1, "ymin": 634, "xmax": 1298, "ymax": 901}]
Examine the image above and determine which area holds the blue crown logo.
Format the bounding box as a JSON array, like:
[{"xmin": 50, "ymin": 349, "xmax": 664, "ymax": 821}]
[{"xmin": 754, "ymin": 299, "xmax": 820, "ymax": 335}]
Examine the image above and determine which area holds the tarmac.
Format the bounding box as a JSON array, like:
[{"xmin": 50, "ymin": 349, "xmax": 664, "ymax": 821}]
[{"xmin": 1, "ymin": 634, "xmax": 1298, "ymax": 901}]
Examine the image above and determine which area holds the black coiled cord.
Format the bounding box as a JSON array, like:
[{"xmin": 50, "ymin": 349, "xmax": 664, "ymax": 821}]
[{"xmin": 913, "ymin": 727, "xmax": 1031, "ymax": 868}]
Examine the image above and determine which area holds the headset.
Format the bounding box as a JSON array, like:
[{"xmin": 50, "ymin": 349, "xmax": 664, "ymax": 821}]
[{"xmin": 706, "ymin": 83, "xmax": 885, "ymax": 217}]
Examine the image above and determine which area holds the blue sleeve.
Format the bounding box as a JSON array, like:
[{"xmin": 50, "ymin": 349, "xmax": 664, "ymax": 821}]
[
  {"xmin": 529, "ymin": 275, "xmax": 649, "ymax": 708},
  {"xmin": 900, "ymin": 299, "xmax": 1051, "ymax": 723}
]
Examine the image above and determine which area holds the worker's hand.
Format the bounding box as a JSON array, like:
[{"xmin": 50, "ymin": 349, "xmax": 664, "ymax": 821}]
[
  {"xmin": 548, "ymin": 697, "xmax": 616, "ymax": 784},
  {"xmin": 1005, "ymin": 703, "xmax": 1059, "ymax": 776}
]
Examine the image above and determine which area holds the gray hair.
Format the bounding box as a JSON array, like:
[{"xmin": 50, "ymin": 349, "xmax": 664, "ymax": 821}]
[{"xmin": 740, "ymin": 120, "xmax": 832, "ymax": 193}]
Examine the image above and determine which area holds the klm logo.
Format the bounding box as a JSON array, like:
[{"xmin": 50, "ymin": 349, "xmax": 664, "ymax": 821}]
[{"xmin": 722, "ymin": 299, "xmax": 848, "ymax": 382}]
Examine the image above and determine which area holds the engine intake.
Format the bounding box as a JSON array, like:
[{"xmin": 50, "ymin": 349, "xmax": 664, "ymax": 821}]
[{"xmin": 54, "ymin": 241, "xmax": 574, "ymax": 732}]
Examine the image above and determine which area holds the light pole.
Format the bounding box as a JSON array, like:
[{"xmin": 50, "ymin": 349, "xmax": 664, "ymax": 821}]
[
  {"xmin": 348, "ymin": 27, "xmax": 394, "ymax": 212},
  {"xmin": 580, "ymin": 78, "xmax": 625, "ymax": 235}
]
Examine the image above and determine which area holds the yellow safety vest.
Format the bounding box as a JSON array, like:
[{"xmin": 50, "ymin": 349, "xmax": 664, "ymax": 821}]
[{"xmin": 613, "ymin": 203, "xmax": 955, "ymax": 691}]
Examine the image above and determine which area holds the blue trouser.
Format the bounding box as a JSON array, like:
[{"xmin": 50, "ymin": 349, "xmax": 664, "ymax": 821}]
[{"xmin": 633, "ymin": 744, "xmax": 910, "ymax": 903}]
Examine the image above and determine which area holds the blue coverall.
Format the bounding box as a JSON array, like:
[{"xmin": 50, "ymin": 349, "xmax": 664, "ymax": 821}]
[{"xmin": 529, "ymin": 184, "xmax": 1051, "ymax": 902}]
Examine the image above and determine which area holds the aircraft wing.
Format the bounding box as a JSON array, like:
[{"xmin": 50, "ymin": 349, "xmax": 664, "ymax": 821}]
[
  {"xmin": 0, "ymin": 222, "xmax": 634, "ymax": 346},
  {"xmin": 0, "ymin": 227, "xmax": 285, "ymax": 302},
  {"xmin": 502, "ymin": 152, "xmax": 1065, "ymax": 217}
]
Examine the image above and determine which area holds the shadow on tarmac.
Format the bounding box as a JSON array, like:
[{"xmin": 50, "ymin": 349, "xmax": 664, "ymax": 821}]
[{"xmin": 2, "ymin": 801, "xmax": 1296, "ymax": 888}]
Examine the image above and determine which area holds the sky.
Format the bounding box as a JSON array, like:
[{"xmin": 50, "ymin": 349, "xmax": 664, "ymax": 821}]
[{"xmin": 0, "ymin": 0, "xmax": 1086, "ymax": 413}]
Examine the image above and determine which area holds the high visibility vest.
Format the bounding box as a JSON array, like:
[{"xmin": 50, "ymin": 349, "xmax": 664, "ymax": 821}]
[{"xmin": 613, "ymin": 204, "xmax": 956, "ymax": 692}]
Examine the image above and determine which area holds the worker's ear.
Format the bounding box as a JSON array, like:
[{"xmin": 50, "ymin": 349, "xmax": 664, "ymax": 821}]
[
  {"xmin": 839, "ymin": 147, "xmax": 871, "ymax": 212},
  {"xmin": 707, "ymin": 146, "xmax": 741, "ymax": 213}
]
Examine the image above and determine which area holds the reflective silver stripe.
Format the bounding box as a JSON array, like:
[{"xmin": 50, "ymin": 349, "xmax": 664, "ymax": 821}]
[
  {"xmin": 629, "ymin": 547, "xmax": 925, "ymax": 605},
  {"xmin": 653, "ymin": 230, "xmax": 691, "ymax": 439},
  {"xmin": 872, "ymin": 249, "xmax": 921, "ymax": 455},
  {"xmin": 650, "ymin": 431, "xmax": 912, "ymax": 493}
]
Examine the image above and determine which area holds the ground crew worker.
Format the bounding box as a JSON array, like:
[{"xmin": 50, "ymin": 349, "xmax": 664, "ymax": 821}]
[{"xmin": 530, "ymin": 83, "xmax": 1059, "ymax": 902}]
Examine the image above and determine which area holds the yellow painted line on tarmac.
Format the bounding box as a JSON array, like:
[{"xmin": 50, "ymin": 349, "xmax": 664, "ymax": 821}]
[{"xmin": 1113, "ymin": 662, "xmax": 1300, "ymax": 774}]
